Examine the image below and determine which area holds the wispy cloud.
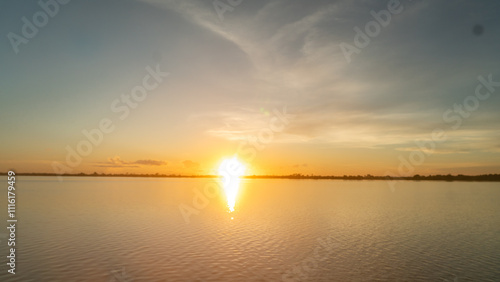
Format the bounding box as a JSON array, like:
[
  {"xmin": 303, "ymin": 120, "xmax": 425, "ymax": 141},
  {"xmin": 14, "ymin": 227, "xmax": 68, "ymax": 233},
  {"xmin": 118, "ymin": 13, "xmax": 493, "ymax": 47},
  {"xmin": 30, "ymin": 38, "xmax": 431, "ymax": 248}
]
[{"xmin": 94, "ymin": 156, "xmax": 167, "ymax": 168}]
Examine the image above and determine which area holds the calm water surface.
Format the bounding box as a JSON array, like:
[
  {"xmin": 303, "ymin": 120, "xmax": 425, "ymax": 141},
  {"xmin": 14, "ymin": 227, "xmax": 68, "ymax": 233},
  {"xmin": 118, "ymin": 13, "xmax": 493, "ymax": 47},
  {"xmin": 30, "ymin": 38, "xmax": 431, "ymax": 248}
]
[{"xmin": 0, "ymin": 176, "xmax": 499, "ymax": 281}]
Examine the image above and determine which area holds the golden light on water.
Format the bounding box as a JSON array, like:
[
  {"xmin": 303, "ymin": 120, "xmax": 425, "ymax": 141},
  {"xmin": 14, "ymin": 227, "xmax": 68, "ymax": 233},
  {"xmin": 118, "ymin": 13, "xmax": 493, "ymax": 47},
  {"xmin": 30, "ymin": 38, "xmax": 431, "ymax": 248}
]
[{"xmin": 218, "ymin": 157, "xmax": 246, "ymax": 213}]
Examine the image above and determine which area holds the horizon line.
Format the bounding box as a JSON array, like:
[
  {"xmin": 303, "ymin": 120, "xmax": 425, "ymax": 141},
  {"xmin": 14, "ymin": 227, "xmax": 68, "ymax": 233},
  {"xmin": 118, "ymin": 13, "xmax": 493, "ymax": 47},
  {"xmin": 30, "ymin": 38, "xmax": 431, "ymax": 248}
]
[{"xmin": 2, "ymin": 172, "xmax": 500, "ymax": 181}]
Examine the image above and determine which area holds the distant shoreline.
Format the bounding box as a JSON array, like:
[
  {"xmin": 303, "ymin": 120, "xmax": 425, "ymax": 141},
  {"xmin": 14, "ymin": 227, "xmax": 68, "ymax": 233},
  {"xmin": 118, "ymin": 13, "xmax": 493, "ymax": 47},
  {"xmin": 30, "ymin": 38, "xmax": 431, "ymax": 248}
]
[{"xmin": 1, "ymin": 172, "xmax": 500, "ymax": 181}]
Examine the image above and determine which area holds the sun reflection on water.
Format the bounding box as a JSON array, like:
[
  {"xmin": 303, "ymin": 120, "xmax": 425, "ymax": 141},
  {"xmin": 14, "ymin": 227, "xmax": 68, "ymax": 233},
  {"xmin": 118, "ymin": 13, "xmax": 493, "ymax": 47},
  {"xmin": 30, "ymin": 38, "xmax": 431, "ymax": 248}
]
[{"xmin": 218, "ymin": 157, "xmax": 245, "ymax": 213}]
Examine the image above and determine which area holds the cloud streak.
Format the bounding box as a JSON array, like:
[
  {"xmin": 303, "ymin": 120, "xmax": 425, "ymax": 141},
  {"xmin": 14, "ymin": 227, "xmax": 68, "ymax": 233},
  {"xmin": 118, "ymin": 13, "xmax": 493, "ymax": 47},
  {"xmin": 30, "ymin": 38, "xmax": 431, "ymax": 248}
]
[{"xmin": 94, "ymin": 157, "xmax": 168, "ymax": 168}]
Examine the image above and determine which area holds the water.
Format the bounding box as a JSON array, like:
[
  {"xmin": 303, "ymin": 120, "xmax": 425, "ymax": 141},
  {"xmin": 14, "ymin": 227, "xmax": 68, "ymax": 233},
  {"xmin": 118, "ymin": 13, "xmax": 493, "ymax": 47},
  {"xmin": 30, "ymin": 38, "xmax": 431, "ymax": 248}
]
[{"xmin": 0, "ymin": 176, "xmax": 499, "ymax": 281}]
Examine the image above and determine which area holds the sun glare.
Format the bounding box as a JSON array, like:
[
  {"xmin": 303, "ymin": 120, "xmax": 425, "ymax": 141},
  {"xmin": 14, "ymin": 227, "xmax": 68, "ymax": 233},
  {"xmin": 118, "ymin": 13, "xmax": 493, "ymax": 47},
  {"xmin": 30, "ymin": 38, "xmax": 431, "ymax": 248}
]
[{"xmin": 218, "ymin": 157, "xmax": 246, "ymax": 212}]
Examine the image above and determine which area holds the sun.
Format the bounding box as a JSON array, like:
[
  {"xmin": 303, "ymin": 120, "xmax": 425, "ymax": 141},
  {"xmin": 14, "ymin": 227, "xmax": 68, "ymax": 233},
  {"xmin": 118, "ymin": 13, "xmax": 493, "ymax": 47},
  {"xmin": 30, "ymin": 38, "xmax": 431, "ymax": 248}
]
[
  {"xmin": 218, "ymin": 156, "xmax": 246, "ymax": 178},
  {"xmin": 218, "ymin": 156, "xmax": 246, "ymax": 212}
]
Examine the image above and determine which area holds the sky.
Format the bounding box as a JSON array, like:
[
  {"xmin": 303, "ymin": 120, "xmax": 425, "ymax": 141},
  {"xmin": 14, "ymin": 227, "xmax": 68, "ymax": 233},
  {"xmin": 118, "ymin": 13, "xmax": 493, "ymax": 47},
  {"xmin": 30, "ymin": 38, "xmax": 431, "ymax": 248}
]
[{"xmin": 1, "ymin": 0, "xmax": 500, "ymax": 176}]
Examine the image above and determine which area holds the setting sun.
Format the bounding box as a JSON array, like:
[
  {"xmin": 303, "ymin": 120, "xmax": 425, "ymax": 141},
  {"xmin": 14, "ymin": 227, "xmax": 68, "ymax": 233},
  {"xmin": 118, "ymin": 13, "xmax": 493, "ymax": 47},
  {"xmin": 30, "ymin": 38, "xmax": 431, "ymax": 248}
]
[{"xmin": 218, "ymin": 157, "xmax": 246, "ymax": 178}]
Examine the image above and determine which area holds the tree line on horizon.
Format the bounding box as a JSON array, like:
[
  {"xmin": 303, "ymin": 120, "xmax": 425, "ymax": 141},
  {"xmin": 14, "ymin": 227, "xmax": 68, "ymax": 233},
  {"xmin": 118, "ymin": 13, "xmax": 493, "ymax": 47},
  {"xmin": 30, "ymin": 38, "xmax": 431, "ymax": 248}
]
[{"xmin": 1, "ymin": 172, "xmax": 500, "ymax": 181}]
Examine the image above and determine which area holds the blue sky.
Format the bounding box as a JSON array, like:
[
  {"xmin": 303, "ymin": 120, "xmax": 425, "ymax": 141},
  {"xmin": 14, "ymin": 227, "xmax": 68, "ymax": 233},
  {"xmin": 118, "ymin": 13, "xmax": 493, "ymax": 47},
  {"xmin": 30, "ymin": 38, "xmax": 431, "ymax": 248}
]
[{"xmin": 1, "ymin": 0, "xmax": 500, "ymax": 175}]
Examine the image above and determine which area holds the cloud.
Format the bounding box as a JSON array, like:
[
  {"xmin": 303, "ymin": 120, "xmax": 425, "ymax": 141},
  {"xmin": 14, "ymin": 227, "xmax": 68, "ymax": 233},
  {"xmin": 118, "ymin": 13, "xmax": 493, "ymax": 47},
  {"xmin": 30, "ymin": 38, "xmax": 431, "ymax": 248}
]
[
  {"xmin": 167, "ymin": 0, "xmax": 500, "ymax": 143},
  {"xmin": 94, "ymin": 156, "xmax": 167, "ymax": 168},
  {"xmin": 133, "ymin": 159, "xmax": 168, "ymax": 166}
]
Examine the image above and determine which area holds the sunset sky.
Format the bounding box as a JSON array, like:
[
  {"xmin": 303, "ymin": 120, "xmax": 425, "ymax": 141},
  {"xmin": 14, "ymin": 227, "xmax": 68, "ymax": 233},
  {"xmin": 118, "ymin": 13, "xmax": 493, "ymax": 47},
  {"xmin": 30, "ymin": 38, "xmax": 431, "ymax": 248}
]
[{"xmin": 1, "ymin": 0, "xmax": 500, "ymax": 176}]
